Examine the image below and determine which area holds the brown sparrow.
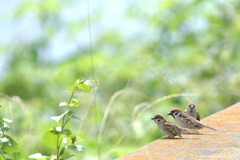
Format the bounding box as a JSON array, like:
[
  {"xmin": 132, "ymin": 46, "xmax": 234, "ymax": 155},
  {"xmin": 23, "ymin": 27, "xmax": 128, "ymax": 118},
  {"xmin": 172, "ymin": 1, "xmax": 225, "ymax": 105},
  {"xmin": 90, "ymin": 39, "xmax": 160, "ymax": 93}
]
[
  {"xmin": 151, "ymin": 114, "xmax": 182, "ymax": 139},
  {"xmin": 184, "ymin": 103, "xmax": 200, "ymax": 121},
  {"xmin": 168, "ymin": 108, "xmax": 216, "ymax": 131}
]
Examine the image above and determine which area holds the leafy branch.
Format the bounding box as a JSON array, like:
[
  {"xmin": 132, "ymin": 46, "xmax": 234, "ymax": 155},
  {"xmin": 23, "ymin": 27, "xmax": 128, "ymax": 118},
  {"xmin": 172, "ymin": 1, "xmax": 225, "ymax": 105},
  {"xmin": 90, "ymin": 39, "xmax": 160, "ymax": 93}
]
[
  {"xmin": 29, "ymin": 79, "xmax": 97, "ymax": 160},
  {"xmin": 0, "ymin": 115, "xmax": 20, "ymax": 160}
]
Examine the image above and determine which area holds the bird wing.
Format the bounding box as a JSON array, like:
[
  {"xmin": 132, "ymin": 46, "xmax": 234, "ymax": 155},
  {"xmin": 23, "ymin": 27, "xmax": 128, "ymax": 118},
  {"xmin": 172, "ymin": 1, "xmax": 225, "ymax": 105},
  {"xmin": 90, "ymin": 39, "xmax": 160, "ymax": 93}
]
[
  {"xmin": 196, "ymin": 112, "xmax": 200, "ymax": 121},
  {"xmin": 181, "ymin": 113, "xmax": 203, "ymax": 129},
  {"xmin": 164, "ymin": 121, "xmax": 181, "ymax": 135}
]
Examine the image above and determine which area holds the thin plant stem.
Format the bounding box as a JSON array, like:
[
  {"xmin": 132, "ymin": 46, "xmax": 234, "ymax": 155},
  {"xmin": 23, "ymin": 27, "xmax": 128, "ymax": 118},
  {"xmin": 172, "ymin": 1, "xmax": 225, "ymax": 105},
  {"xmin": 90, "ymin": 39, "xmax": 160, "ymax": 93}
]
[
  {"xmin": 97, "ymin": 89, "xmax": 132, "ymax": 145},
  {"xmin": 97, "ymin": 88, "xmax": 149, "ymax": 159},
  {"xmin": 62, "ymin": 90, "xmax": 75, "ymax": 130},
  {"xmin": 56, "ymin": 90, "xmax": 75, "ymax": 159}
]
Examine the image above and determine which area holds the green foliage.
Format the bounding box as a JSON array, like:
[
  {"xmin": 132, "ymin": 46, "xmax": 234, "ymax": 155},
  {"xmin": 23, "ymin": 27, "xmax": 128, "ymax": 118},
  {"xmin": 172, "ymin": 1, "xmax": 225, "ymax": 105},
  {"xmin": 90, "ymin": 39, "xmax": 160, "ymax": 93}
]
[
  {"xmin": 0, "ymin": 115, "xmax": 20, "ymax": 159},
  {"xmin": 1, "ymin": 0, "xmax": 240, "ymax": 159},
  {"xmin": 66, "ymin": 80, "xmax": 97, "ymax": 93},
  {"xmin": 42, "ymin": 130, "xmax": 63, "ymax": 148},
  {"xmin": 29, "ymin": 79, "xmax": 96, "ymax": 160},
  {"xmin": 1, "ymin": 135, "xmax": 20, "ymax": 154}
]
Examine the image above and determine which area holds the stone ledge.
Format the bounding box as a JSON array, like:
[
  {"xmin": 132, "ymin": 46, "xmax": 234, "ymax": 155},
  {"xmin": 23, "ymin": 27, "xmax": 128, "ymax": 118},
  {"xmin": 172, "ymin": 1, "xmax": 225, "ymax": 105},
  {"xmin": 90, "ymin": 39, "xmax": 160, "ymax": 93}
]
[{"xmin": 117, "ymin": 102, "xmax": 240, "ymax": 160}]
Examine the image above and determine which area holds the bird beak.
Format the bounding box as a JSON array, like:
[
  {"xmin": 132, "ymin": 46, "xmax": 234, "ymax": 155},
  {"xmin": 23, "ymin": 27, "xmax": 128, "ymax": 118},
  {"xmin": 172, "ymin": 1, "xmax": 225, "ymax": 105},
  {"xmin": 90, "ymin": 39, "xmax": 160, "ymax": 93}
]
[
  {"xmin": 151, "ymin": 117, "xmax": 155, "ymax": 120},
  {"xmin": 167, "ymin": 112, "xmax": 172, "ymax": 116}
]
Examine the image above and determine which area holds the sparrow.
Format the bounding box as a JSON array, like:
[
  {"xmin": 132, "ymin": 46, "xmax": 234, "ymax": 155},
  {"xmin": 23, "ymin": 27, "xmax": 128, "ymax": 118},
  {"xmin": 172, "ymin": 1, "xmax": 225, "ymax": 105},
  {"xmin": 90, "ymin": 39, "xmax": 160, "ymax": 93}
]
[
  {"xmin": 151, "ymin": 114, "xmax": 182, "ymax": 139},
  {"xmin": 168, "ymin": 108, "xmax": 216, "ymax": 131},
  {"xmin": 184, "ymin": 103, "xmax": 200, "ymax": 121}
]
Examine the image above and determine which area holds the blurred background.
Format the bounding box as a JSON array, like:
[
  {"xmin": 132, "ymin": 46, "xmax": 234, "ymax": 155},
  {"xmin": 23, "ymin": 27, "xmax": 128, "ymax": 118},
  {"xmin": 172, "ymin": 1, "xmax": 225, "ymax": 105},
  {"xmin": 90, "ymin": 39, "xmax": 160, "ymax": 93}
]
[{"xmin": 0, "ymin": 0, "xmax": 240, "ymax": 159}]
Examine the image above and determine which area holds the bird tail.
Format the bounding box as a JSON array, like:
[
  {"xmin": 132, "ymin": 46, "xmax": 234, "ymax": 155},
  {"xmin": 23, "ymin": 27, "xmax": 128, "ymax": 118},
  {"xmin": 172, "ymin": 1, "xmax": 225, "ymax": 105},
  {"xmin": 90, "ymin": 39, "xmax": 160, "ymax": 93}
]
[
  {"xmin": 205, "ymin": 125, "xmax": 217, "ymax": 131},
  {"xmin": 180, "ymin": 127, "xmax": 199, "ymax": 134}
]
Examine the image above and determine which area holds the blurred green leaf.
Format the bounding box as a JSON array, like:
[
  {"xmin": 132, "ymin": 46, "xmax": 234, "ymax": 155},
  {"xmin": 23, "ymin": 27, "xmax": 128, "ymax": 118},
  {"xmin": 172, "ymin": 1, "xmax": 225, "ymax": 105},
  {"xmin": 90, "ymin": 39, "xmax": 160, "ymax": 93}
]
[
  {"xmin": 59, "ymin": 102, "xmax": 68, "ymax": 107},
  {"xmin": 28, "ymin": 153, "xmax": 48, "ymax": 159},
  {"xmin": 59, "ymin": 147, "xmax": 65, "ymax": 156},
  {"xmin": 0, "ymin": 121, "xmax": 10, "ymax": 133},
  {"xmin": 65, "ymin": 145, "xmax": 83, "ymax": 151},
  {"xmin": 77, "ymin": 82, "xmax": 91, "ymax": 93},
  {"xmin": 66, "ymin": 79, "xmax": 97, "ymax": 93},
  {"xmin": 1, "ymin": 135, "xmax": 20, "ymax": 154},
  {"xmin": 50, "ymin": 109, "xmax": 69, "ymax": 122},
  {"xmin": 49, "ymin": 127, "xmax": 61, "ymax": 134},
  {"xmin": 69, "ymin": 98, "xmax": 79, "ymax": 107},
  {"xmin": 65, "ymin": 85, "xmax": 76, "ymax": 92},
  {"xmin": 72, "ymin": 116, "xmax": 80, "ymax": 120},
  {"xmin": 62, "ymin": 129, "xmax": 71, "ymax": 136},
  {"xmin": 2, "ymin": 118, "xmax": 12, "ymax": 123},
  {"xmin": 42, "ymin": 131, "xmax": 63, "ymax": 148}
]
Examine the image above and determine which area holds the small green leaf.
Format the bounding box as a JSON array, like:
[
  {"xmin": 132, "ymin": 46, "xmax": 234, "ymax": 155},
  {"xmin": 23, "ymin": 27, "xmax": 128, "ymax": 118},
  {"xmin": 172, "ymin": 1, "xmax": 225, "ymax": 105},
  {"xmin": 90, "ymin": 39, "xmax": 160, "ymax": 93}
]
[
  {"xmin": 42, "ymin": 131, "xmax": 63, "ymax": 147},
  {"xmin": 61, "ymin": 129, "xmax": 71, "ymax": 136},
  {"xmin": 28, "ymin": 153, "xmax": 47, "ymax": 159},
  {"xmin": 2, "ymin": 135, "xmax": 20, "ymax": 154},
  {"xmin": 51, "ymin": 109, "xmax": 69, "ymax": 122},
  {"xmin": 66, "ymin": 79, "xmax": 84, "ymax": 92},
  {"xmin": 69, "ymin": 98, "xmax": 79, "ymax": 107},
  {"xmin": 76, "ymin": 80, "xmax": 97, "ymax": 93},
  {"xmin": 59, "ymin": 102, "xmax": 68, "ymax": 107},
  {"xmin": 77, "ymin": 82, "xmax": 91, "ymax": 93},
  {"xmin": 0, "ymin": 137, "xmax": 10, "ymax": 142},
  {"xmin": 0, "ymin": 121, "xmax": 10, "ymax": 132},
  {"xmin": 59, "ymin": 147, "xmax": 65, "ymax": 156},
  {"xmin": 66, "ymin": 79, "xmax": 97, "ymax": 93},
  {"xmin": 67, "ymin": 110, "xmax": 74, "ymax": 117},
  {"xmin": 65, "ymin": 85, "xmax": 76, "ymax": 92},
  {"xmin": 2, "ymin": 118, "xmax": 12, "ymax": 123},
  {"xmin": 70, "ymin": 136, "xmax": 76, "ymax": 144},
  {"xmin": 65, "ymin": 145, "xmax": 83, "ymax": 151},
  {"xmin": 89, "ymin": 80, "xmax": 97, "ymax": 86},
  {"xmin": 49, "ymin": 127, "xmax": 61, "ymax": 134},
  {"xmin": 72, "ymin": 116, "xmax": 80, "ymax": 120}
]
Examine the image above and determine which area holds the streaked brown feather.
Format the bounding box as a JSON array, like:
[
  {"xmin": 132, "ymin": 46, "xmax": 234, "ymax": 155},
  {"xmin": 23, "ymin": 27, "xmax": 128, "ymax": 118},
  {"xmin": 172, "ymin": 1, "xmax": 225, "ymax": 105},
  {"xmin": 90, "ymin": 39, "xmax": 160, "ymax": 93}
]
[
  {"xmin": 180, "ymin": 112, "xmax": 204, "ymax": 129},
  {"xmin": 196, "ymin": 112, "xmax": 200, "ymax": 121},
  {"xmin": 170, "ymin": 108, "xmax": 183, "ymax": 113},
  {"xmin": 153, "ymin": 114, "xmax": 165, "ymax": 120},
  {"xmin": 164, "ymin": 121, "xmax": 181, "ymax": 136}
]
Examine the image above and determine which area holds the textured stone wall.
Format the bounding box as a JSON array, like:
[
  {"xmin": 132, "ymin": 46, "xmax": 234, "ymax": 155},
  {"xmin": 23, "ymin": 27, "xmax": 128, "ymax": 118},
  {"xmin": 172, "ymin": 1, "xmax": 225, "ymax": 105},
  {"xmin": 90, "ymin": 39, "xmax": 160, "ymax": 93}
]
[{"xmin": 117, "ymin": 102, "xmax": 240, "ymax": 160}]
